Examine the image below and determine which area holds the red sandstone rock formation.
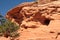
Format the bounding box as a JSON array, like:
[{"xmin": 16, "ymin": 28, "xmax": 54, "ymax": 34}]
[{"xmin": 6, "ymin": 0, "xmax": 60, "ymax": 40}]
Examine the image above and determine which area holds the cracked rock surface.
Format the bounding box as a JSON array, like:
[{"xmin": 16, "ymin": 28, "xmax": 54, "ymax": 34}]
[{"xmin": 5, "ymin": 0, "xmax": 60, "ymax": 40}]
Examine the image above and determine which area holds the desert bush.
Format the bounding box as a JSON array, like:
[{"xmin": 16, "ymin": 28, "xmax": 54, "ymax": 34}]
[{"xmin": 0, "ymin": 14, "xmax": 19, "ymax": 38}]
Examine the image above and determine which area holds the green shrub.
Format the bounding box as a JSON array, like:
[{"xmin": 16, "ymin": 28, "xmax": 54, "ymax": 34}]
[
  {"xmin": 0, "ymin": 14, "xmax": 19, "ymax": 37},
  {"xmin": 0, "ymin": 20, "xmax": 20, "ymax": 37}
]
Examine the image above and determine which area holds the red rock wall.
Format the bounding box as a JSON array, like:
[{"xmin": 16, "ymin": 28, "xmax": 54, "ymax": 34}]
[{"xmin": 6, "ymin": 1, "xmax": 60, "ymax": 40}]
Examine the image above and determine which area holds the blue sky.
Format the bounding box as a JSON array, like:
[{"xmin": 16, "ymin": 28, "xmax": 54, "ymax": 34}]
[{"xmin": 0, "ymin": 0, "xmax": 34, "ymax": 16}]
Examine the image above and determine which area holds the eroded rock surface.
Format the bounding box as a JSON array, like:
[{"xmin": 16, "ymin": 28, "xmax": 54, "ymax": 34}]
[{"xmin": 6, "ymin": 0, "xmax": 60, "ymax": 40}]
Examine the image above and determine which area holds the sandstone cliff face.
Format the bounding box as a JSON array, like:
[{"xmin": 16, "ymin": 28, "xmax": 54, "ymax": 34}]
[{"xmin": 6, "ymin": 0, "xmax": 60, "ymax": 40}]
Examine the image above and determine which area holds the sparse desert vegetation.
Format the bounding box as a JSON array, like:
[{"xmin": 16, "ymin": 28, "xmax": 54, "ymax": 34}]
[{"xmin": 0, "ymin": 14, "xmax": 19, "ymax": 38}]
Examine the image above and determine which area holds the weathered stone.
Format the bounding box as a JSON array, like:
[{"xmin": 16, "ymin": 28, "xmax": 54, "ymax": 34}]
[{"xmin": 5, "ymin": 0, "xmax": 60, "ymax": 40}]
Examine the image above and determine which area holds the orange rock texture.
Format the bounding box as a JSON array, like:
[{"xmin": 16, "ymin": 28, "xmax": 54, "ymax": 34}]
[{"xmin": 6, "ymin": 0, "xmax": 60, "ymax": 40}]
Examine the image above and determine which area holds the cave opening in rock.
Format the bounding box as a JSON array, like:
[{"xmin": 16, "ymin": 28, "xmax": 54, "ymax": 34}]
[{"xmin": 44, "ymin": 19, "xmax": 50, "ymax": 25}]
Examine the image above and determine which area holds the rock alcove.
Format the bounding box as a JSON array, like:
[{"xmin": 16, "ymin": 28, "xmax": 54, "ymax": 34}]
[{"xmin": 5, "ymin": 0, "xmax": 60, "ymax": 40}]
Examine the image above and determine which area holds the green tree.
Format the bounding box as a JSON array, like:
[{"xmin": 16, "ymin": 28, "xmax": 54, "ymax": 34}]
[
  {"xmin": 0, "ymin": 14, "xmax": 6, "ymax": 25},
  {"xmin": 0, "ymin": 14, "xmax": 19, "ymax": 38},
  {"xmin": 2, "ymin": 20, "xmax": 19, "ymax": 37}
]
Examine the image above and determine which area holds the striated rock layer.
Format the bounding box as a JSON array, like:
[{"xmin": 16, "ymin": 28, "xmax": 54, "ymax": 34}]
[{"xmin": 6, "ymin": 0, "xmax": 60, "ymax": 40}]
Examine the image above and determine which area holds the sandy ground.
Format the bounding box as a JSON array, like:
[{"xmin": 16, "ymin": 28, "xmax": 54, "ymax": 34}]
[{"xmin": 0, "ymin": 37, "xmax": 10, "ymax": 40}]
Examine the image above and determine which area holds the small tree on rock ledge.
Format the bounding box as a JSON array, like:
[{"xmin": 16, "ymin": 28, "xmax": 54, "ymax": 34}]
[{"xmin": 0, "ymin": 14, "xmax": 19, "ymax": 38}]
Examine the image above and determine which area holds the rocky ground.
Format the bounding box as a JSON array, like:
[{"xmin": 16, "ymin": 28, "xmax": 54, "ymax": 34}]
[{"xmin": 4, "ymin": 0, "xmax": 60, "ymax": 40}]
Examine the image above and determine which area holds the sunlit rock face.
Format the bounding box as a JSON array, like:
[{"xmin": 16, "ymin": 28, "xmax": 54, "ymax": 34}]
[{"xmin": 6, "ymin": 0, "xmax": 60, "ymax": 40}]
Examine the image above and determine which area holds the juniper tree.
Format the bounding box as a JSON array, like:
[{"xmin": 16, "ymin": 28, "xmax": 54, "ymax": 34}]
[
  {"xmin": 0, "ymin": 14, "xmax": 19, "ymax": 38},
  {"xmin": 0, "ymin": 14, "xmax": 6, "ymax": 25}
]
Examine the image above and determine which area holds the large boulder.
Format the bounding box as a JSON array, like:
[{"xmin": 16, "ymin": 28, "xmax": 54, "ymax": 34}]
[{"xmin": 6, "ymin": 0, "xmax": 60, "ymax": 40}]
